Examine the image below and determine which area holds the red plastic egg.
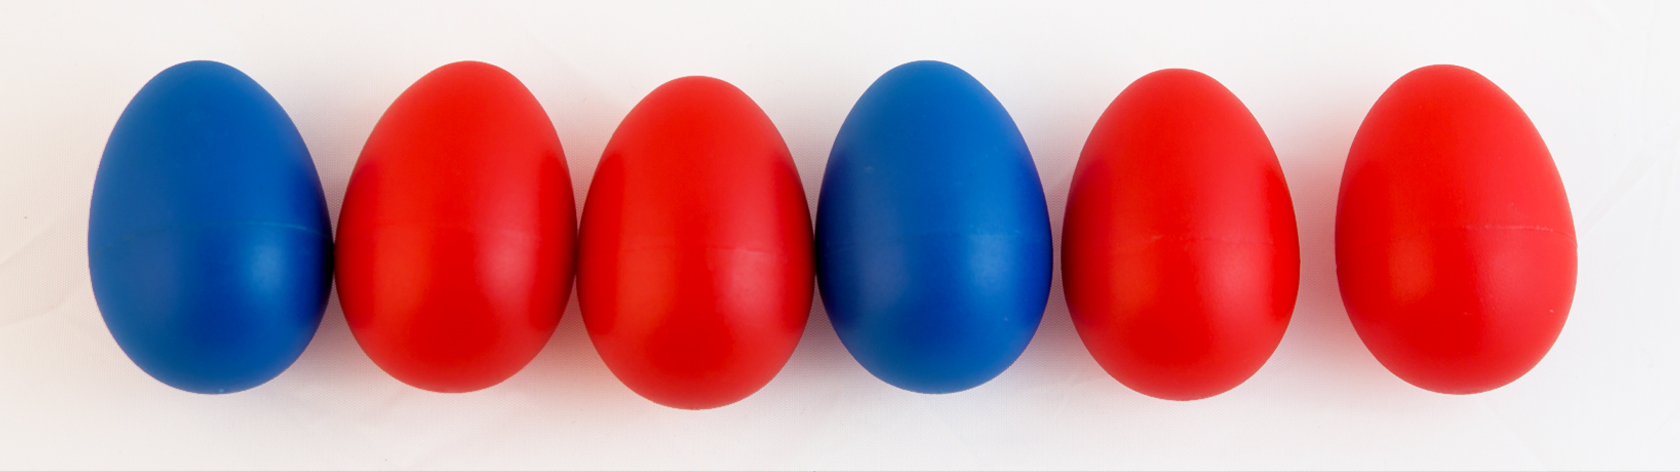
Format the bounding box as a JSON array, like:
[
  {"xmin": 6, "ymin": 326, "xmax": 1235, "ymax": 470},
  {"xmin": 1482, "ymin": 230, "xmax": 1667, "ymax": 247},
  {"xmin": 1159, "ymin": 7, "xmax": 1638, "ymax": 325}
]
[
  {"xmin": 578, "ymin": 77, "xmax": 813, "ymax": 410},
  {"xmin": 1337, "ymin": 65, "xmax": 1575, "ymax": 394},
  {"xmin": 1064, "ymin": 69, "xmax": 1300, "ymax": 401},
  {"xmin": 337, "ymin": 61, "xmax": 576, "ymax": 393}
]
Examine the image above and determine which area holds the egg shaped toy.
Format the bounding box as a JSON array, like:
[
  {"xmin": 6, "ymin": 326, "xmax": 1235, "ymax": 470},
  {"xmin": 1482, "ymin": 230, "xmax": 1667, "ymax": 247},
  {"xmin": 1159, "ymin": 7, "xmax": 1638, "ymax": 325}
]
[
  {"xmin": 578, "ymin": 76, "xmax": 812, "ymax": 410},
  {"xmin": 89, "ymin": 61, "xmax": 332, "ymax": 394},
  {"xmin": 1063, "ymin": 69, "xmax": 1299, "ymax": 401},
  {"xmin": 1337, "ymin": 65, "xmax": 1575, "ymax": 394},
  {"xmin": 816, "ymin": 61, "xmax": 1052, "ymax": 394},
  {"xmin": 337, "ymin": 61, "xmax": 575, "ymax": 393}
]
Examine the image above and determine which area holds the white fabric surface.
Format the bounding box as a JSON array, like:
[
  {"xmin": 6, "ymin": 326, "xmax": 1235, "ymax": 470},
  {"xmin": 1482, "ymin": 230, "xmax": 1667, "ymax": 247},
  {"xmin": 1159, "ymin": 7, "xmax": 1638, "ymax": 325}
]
[{"xmin": 1, "ymin": 1, "xmax": 1677, "ymax": 469}]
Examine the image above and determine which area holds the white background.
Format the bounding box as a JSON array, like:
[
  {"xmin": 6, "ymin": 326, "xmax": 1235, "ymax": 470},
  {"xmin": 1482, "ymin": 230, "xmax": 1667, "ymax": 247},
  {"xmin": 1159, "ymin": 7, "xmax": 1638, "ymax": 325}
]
[{"xmin": 1, "ymin": 1, "xmax": 1677, "ymax": 470}]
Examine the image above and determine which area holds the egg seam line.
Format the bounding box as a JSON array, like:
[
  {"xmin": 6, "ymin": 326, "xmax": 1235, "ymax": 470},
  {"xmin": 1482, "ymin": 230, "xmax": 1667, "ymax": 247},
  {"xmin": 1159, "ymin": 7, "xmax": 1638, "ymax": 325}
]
[
  {"xmin": 1334, "ymin": 224, "xmax": 1579, "ymax": 254},
  {"xmin": 88, "ymin": 220, "xmax": 332, "ymax": 260}
]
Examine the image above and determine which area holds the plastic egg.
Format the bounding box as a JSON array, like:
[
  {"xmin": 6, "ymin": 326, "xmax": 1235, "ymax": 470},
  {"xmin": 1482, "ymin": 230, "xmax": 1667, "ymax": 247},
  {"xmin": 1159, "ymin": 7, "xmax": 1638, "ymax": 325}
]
[
  {"xmin": 1063, "ymin": 69, "xmax": 1300, "ymax": 400},
  {"xmin": 89, "ymin": 61, "xmax": 332, "ymax": 394},
  {"xmin": 336, "ymin": 61, "xmax": 576, "ymax": 393},
  {"xmin": 578, "ymin": 76, "xmax": 812, "ymax": 410},
  {"xmin": 816, "ymin": 61, "xmax": 1052, "ymax": 394},
  {"xmin": 1337, "ymin": 65, "xmax": 1575, "ymax": 394}
]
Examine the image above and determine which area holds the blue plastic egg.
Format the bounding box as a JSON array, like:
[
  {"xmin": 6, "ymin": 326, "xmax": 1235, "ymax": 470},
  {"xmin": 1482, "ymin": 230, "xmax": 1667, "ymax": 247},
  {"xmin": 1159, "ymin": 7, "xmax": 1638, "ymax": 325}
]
[
  {"xmin": 816, "ymin": 61, "xmax": 1052, "ymax": 393},
  {"xmin": 88, "ymin": 61, "xmax": 332, "ymax": 394}
]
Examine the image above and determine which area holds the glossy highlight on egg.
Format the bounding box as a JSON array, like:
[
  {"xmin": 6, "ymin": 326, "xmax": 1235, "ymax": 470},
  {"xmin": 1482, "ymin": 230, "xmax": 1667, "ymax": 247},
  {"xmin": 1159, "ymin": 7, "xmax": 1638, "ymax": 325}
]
[
  {"xmin": 336, "ymin": 61, "xmax": 576, "ymax": 393},
  {"xmin": 816, "ymin": 61, "xmax": 1052, "ymax": 394},
  {"xmin": 1064, "ymin": 69, "xmax": 1300, "ymax": 401},
  {"xmin": 578, "ymin": 76, "xmax": 813, "ymax": 410},
  {"xmin": 1336, "ymin": 64, "xmax": 1576, "ymax": 394},
  {"xmin": 89, "ymin": 60, "xmax": 333, "ymax": 394}
]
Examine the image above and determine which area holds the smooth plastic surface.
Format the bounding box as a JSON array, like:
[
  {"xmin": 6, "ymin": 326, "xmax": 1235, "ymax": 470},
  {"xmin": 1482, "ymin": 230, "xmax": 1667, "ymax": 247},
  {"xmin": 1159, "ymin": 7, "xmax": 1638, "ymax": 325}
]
[
  {"xmin": 336, "ymin": 61, "xmax": 576, "ymax": 393},
  {"xmin": 1063, "ymin": 69, "xmax": 1300, "ymax": 401},
  {"xmin": 1337, "ymin": 64, "xmax": 1576, "ymax": 395},
  {"xmin": 578, "ymin": 76, "xmax": 812, "ymax": 410},
  {"xmin": 816, "ymin": 61, "xmax": 1052, "ymax": 394},
  {"xmin": 88, "ymin": 61, "xmax": 332, "ymax": 394}
]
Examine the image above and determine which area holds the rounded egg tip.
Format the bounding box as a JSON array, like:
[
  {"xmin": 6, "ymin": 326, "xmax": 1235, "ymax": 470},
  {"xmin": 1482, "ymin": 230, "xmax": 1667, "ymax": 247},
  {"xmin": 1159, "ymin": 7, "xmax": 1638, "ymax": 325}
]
[
  {"xmin": 1392, "ymin": 64, "xmax": 1500, "ymax": 90},
  {"xmin": 432, "ymin": 60, "xmax": 513, "ymax": 76},
  {"xmin": 416, "ymin": 60, "xmax": 524, "ymax": 86},
  {"xmin": 1140, "ymin": 67, "xmax": 1212, "ymax": 80},
  {"xmin": 879, "ymin": 60, "xmax": 978, "ymax": 82},
  {"xmin": 137, "ymin": 60, "xmax": 261, "ymax": 96},
  {"xmin": 157, "ymin": 59, "xmax": 240, "ymax": 75},
  {"xmin": 652, "ymin": 75, "xmax": 746, "ymax": 97},
  {"xmin": 891, "ymin": 59, "xmax": 958, "ymax": 70},
  {"xmin": 1123, "ymin": 68, "xmax": 1236, "ymax": 98}
]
